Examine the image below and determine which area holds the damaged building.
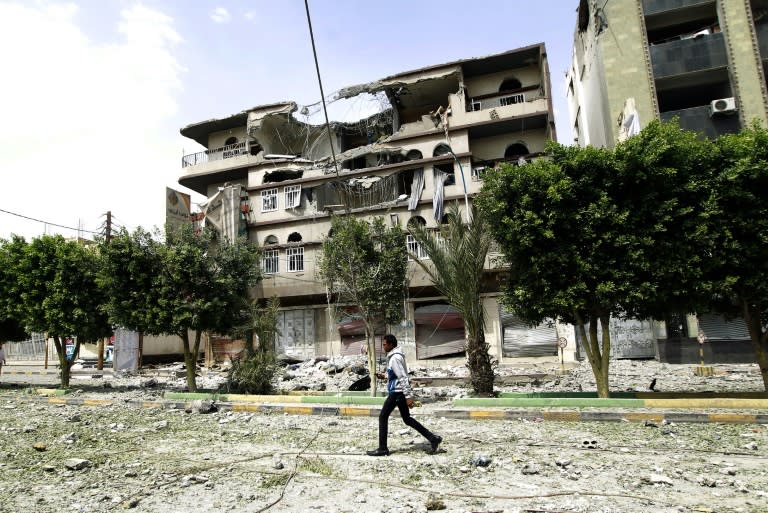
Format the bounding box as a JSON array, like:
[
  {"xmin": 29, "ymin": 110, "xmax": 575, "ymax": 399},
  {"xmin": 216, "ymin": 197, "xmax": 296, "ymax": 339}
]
[
  {"xmin": 178, "ymin": 43, "xmax": 572, "ymax": 364},
  {"xmin": 566, "ymin": 0, "xmax": 767, "ymax": 362}
]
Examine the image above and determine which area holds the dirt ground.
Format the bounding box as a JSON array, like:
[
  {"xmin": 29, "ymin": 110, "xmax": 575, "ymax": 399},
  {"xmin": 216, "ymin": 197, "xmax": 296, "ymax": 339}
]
[{"xmin": 0, "ymin": 360, "xmax": 766, "ymax": 513}]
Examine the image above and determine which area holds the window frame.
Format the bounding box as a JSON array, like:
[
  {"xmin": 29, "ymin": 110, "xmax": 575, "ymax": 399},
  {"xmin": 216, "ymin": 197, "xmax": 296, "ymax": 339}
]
[
  {"xmin": 261, "ymin": 188, "xmax": 278, "ymax": 212},
  {"xmin": 287, "ymin": 246, "xmax": 304, "ymax": 272},
  {"xmin": 284, "ymin": 185, "xmax": 302, "ymax": 209},
  {"xmin": 263, "ymin": 248, "xmax": 279, "ymax": 274}
]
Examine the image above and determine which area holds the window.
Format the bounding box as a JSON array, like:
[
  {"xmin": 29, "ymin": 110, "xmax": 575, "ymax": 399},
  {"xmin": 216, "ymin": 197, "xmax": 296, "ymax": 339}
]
[
  {"xmin": 499, "ymin": 93, "xmax": 524, "ymax": 106},
  {"xmin": 263, "ymin": 249, "xmax": 279, "ymax": 274},
  {"xmin": 406, "ymin": 234, "xmax": 429, "ymax": 260},
  {"xmin": 471, "ymin": 99, "xmax": 481, "ymax": 111},
  {"xmin": 261, "ymin": 188, "xmax": 278, "ymax": 212},
  {"xmin": 284, "ymin": 185, "xmax": 301, "ymax": 209},
  {"xmin": 287, "ymin": 246, "xmax": 304, "ymax": 272},
  {"xmin": 472, "ymin": 166, "xmax": 487, "ymax": 181}
]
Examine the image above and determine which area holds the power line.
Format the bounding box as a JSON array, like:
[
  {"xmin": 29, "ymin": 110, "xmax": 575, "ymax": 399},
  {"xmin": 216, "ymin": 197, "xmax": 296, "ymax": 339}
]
[{"xmin": 0, "ymin": 207, "xmax": 102, "ymax": 236}]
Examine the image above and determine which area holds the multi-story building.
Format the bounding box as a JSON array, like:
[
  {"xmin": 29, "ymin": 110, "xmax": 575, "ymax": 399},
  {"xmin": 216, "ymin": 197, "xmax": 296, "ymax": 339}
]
[
  {"xmin": 566, "ymin": 0, "xmax": 762, "ymax": 362},
  {"xmin": 567, "ymin": 0, "xmax": 768, "ymax": 148},
  {"xmin": 178, "ymin": 44, "xmax": 575, "ymax": 364}
]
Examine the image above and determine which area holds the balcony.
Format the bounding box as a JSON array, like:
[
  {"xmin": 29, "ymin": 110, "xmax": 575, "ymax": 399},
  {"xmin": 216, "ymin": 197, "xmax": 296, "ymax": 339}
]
[
  {"xmin": 660, "ymin": 104, "xmax": 740, "ymax": 139},
  {"xmin": 643, "ymin": 0, "xmax": 714, "ymax": 17},
  {"xmin": 757, "ymin": 22, "xmax": 768, "ymax": 61},
  {"xmin": 182, "ymin": 141, "xmax": 249, "ymax": 168},
  {"xmin": 650, "ymin": 32, "xmax": 727, "ymax": 79}
]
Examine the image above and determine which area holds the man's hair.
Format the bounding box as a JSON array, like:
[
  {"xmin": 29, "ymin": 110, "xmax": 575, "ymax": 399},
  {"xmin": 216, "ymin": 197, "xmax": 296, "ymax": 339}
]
[{"xmin": 383, "ymin": 334, "xmax": 398, "ymax": 347}]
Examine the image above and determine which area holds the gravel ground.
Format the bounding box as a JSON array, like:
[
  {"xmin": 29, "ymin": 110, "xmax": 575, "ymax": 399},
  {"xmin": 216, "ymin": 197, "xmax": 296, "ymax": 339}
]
[{"xmin": 0, "ymin": 359, "xmax": 766, "ymax": 513}]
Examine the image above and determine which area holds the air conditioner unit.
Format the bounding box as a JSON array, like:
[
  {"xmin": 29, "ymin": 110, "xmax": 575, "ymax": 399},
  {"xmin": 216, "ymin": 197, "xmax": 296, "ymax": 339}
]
[{"xmin": 710, "ymin": 97, "xmax": 737, "ymax": 116}]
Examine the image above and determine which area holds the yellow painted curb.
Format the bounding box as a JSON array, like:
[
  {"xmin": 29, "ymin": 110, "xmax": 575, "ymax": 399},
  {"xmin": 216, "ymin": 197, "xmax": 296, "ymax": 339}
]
[
  {"xmin": 708, "ymin": 413, "xmax": 757, "ymax": 423},
  {"xmin": 339, "ymin": 407, "xmax": 374, "ymax": 416},
  {"xmin": 283, "ymin": 406, "xmax": 314, "ymax": 415},
  {"xmin": 645, "ymin": 399, "xmax": 768, "ymax": 409},
  {"xmin": 543, "ymin": 411, "xmax": 581, "ymax": 422},
  {"xmin": 468, "ymin": 410, "xmax": 507, "ymax": 419}
]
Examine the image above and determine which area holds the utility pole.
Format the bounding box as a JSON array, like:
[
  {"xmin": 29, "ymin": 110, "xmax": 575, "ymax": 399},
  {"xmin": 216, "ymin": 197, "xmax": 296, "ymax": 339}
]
[
  {"xmin": 98, "ymin": 210, "xmax": 113, "ymax": 371},
  {"xmin": 105, "ymin": 210, "xmax": 112, "ymax": 243}
]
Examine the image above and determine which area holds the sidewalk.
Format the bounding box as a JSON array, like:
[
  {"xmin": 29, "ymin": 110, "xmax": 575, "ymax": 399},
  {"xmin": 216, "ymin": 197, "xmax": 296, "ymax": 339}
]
[{"xmin": 7, "ymin": 388, "xmax": 766, "ymax": 425}]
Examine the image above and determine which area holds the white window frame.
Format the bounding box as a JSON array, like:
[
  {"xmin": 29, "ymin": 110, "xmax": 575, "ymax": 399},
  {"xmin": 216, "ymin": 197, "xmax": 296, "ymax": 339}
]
[
  {"xmin": 472, "ymin": 166, "xmax": 487, "ymax": 181},
  {"xmin": 406, "ymin": 234, "xmax": 429, "ymax": 261},
  {"xmin": 471, "ymin": 99, "xmax": 481, "ymax": 111},
  {"xmin": 284, "ymin": 185, "xmax": 301, "ymax": 209},
  {"xmin": 287, "ymin": 246, "xmax": 304, "ymax": 272},
  {"xmin": 261, "ymin": 188, "xmax": 278, "ymax": 212},
  {"xmin": 263, "ymin": 249, "xmax": 279, "ymax": 274}
]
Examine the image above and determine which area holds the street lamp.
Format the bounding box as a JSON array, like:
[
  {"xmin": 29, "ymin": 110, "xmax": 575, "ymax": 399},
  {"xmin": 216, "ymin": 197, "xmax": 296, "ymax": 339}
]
[{"xmin": 444, "ymin": 145, "xmax": 471, "ymax": 223}]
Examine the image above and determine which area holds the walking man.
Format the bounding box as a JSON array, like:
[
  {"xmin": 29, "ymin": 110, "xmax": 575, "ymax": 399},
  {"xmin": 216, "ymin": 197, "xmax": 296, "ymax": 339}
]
[{"xmin": 367, "ymin": 334, "xmax": 442, "ymax": 456}]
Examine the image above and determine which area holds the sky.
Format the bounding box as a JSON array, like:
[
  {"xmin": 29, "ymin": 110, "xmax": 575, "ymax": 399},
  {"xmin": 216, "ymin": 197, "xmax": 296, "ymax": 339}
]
[{"xmin": 0, "ymin": 0, "xmax": 580, "ymax": 241}]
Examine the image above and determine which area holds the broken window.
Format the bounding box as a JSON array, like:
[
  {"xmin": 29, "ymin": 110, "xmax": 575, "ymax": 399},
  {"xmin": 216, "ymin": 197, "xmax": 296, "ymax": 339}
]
[
  {"xmin": 261, "ymin": 188, "xmax": 278, "ymax": 212},
  {"xmin": 264, "ymin": 169, "xmax": 304, "ymax": 183},
  {"xmin": 406, "ymin": 234, "xmax": 429, "ymax": 261},
  {"xmin": 433, "ymin": 144, "xmax": 453, "ymax": 157},
  {"xmin": 504, "ymin": 143, "xmax": 529, "ymax": 160},
  {"xmin": 434, "ymin": 163, "xmax": 455, "ymax": 186},
  {"xmin": 287, "ymin": 246, "xmax": 304, "ymax": 272},
  {"xmin": 287, "ymin": 232, "xmax": 302, "ymax": 243},
  {"xmin": 264, "ymin": 234, "xmax": 278, "ymax": 245},
  {"xmin": 284, "ymin": 185, "xmax": 301, "ymax": 209},
  {"xmin": 406, "ymin": 149, "xmax": 422, "ymax": 161},
  {"xmin": 263, "ymin": 249, "xmax": 279, "ymax": 274},
  {"xmin": 499, "ymin": 78, "xmax": 522, "ymax": 92}
]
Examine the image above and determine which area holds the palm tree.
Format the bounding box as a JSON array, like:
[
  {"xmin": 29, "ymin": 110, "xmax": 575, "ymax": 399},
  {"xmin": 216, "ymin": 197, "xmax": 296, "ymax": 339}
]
[{"xmin": 408, "ymin": 202, "xmax": 495, "ymax": 395}]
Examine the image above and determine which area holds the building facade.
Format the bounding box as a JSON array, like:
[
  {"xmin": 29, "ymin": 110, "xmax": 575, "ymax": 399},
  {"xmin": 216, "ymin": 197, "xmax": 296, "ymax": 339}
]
[
  {"xmin": 567, "ymin": 0, "xmax": 768, "ymax": 148},
  {"xmin": 566, "ymin": 0, "xmax": 763, "ymax": 362},
  {"xmin": 179, "ymin": 44, "xmax": 577, "ymax": 364}
]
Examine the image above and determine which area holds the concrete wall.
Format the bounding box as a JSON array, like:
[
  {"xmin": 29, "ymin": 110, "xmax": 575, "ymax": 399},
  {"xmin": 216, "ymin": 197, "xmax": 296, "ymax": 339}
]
[{"xmin": 720, "ymin": 0, "xmax": 768, "ymax": 127}]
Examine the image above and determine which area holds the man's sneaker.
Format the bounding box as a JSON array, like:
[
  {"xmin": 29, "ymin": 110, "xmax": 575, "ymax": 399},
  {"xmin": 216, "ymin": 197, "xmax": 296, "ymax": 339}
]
[
  {"xmin": 429, "ymin": 435, "xmax": 442, "ymax": 454},
  {"xmin": 366, "ymin": 448, "xmax": 390, "ymax": 457}
]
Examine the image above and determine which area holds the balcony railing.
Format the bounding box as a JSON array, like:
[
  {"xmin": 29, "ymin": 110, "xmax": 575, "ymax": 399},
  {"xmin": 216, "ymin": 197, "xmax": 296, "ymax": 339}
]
[
  {"xmin": 468, "ymin": 92, "xmax": 527, "ymax": 112},
  {"xmin": 182, "ymin": 141, "xmax": 248, "ymax": 168},
  {"xmin": 642, "ymin": 0, "xmax": 714, "ymax": 17},
  {"xmin": 650, "ymin": 32, "xmax": 727, "ymax": 79},
  {"xmin": 660, "ymin": 104, "xmax": 740, "ymax": 139}
]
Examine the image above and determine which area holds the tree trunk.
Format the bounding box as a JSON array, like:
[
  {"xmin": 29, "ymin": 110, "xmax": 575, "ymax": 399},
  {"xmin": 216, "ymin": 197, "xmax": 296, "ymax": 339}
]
[
  {"xmin": 364, "ymin": 322, "xmax": 377, "ymax": 397},
  {"xmin": 742, "ymin": 301, "xmax": 768, "ymax": 392},
  {"xmin": 53, "ymin": 335, "xmax": 72, "ymax": 389},
  {"xmin": 466, "ymin": 326, "xmax": 494, "ymax": 396},
  {"xmin": 575, "ymin": 313, "xmax": 611, "ymax": 398},
  {"xmin": 181, "ymin": 331, "xmax": 198, "ymax": 393}
]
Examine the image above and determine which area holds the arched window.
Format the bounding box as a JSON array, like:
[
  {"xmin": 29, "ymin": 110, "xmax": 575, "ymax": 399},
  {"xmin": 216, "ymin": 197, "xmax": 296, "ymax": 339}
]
[
  {"xmin": 499, "ymin": 78, "xmax": 522, "ymax": 92},
  {"xmin": 504, "ymin": 143, "xmax": 529, "ymax": 159},
  {"xmin": 225, "ymin": 136, "xmax": 238, "ymax": 146},
  {"xmin": 406, "ymin": 149, "xmax": 423, "ymax": 161},
  {"xmin": 287, "ymin": 232, "xmax": 303, "ymax": 243},
  {"xmin": 407, "ymin": 216, "xmax": 426, "ymax": 230},
  {"xmin": 433, "ymin": 144, "xmax": 452, "ymax": 157},
  {"xmin": 264, "ymin": 235, "xmax": 278, "ymax": 245}
]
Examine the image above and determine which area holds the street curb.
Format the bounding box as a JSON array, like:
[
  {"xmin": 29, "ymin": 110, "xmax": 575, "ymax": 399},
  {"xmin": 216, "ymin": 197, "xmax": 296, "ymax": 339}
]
[{"xmin": 5, "ymin": 395, "xmax": 767, "ymax": 424}]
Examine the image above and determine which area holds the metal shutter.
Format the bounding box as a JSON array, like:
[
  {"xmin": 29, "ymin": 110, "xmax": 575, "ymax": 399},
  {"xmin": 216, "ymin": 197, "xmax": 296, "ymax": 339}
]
[
  {"xmin": 698, "ymin": 314, "xmax": 750, "ymax": 340},
  {"xmin": 500, "ymin": 308, "xmax": 558, "ymax": 357}
]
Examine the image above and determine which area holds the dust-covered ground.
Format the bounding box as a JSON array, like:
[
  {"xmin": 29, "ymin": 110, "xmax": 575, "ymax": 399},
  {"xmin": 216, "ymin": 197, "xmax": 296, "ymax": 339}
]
[{"xmin": 0, "ymin": 359, "xmax": 766, "ymax": 513}]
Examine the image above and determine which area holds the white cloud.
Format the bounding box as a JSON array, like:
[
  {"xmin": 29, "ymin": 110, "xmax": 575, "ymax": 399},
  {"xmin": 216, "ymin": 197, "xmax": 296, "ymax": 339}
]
[
  {"xmin": 210, "ymin": 7, "xmax": 230, "ymax": 24},
  {"xmin": 244, "ymin": 10, "xmax": 256, "ymax": 22},
  {"xmin": 0, "ymin": 2, "xmax": 191, "ymax": 240}
]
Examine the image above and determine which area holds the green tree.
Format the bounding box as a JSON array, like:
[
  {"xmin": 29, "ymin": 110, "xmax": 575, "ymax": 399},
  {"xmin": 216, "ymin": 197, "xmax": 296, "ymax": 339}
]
[
  {"xmin": 13, "ymin": 235, "xmax": 111, "ymax": 387},
  {"xmin": 98, "ymin": 227, "xmax": 164, "ymax": 345},
  {"xmin": 156, "ymin": 227, "xmax": 261, "ymax": 392},
  {"xmin": 0, "ymin": 236, "xmax": 30, "ymax": 343},
  {"xmin": 477, "ymin": 121, "xmax": 711, "ymax": 397},
  {"xmin": 100, "ymin": 226, "xmax": 261, "ymax": 392},
  {"xmin": 408, "ymin": 202, "xmax": 495, "ymax": 395},
  {"xmin": 706, "ymin": 123, "xmax": 768, "ymax": 390},
  {"xmin": 317, "ymin": 215, "xmax": 407, "ymax": 395}
]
